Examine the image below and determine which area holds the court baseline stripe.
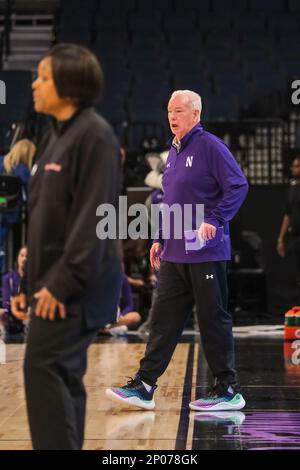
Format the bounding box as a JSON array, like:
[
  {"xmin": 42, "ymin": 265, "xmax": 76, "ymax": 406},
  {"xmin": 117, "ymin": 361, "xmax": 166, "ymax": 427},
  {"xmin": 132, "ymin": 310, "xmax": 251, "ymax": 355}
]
[{"xmin": 175, "ymin": 343, "xmax": 195, "ymax": 450}]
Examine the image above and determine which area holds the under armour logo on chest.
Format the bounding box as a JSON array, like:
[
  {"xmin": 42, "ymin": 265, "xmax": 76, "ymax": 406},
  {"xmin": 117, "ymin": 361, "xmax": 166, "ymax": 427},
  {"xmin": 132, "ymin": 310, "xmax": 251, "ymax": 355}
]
[
  {"xmin": 185, "ymin": 156, "xmax": 194, "ymax": 167},
  {"xmin": 206, "ymin": 274, "xmax": 214, "ymax": 280}
]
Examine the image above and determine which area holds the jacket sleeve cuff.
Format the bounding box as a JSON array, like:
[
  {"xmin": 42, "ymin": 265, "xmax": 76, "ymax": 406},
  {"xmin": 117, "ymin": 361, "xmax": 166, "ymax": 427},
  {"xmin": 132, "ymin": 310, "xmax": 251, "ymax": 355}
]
[
  {"xmin": 204, "ymin": 217, "xmax": 221, "ymax": 228},
  {"xmin": 46, "ymin": 270, "xmax": 74, "ymax": 303}
]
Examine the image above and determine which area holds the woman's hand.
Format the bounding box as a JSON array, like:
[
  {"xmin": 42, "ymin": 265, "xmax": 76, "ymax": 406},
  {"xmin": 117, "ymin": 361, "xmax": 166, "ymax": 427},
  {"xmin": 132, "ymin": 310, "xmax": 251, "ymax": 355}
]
[{"xmin": 34, "ymin": 287, "xmax": 66, "ymax": 321}]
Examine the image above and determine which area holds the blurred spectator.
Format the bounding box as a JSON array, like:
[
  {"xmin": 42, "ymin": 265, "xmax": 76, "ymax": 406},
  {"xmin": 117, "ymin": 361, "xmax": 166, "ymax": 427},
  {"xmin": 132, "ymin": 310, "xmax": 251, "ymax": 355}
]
[
  {"xmin": 277, "ymin": 156, "xmax": 300, "ymax": 291},
  {"xmin": 1, "ymin": 245, "xmax": 29, "ymax": 340},
  {"xmin": 123, "ymin": 239, "xmax": 155, "ymax": 321},
  {"xmin": 0, "ymin": 138, "xmax": 35, "ymax": 196},
  {"xmin": 101, "ymin": 274, "xmax": 141, "ymax": 335},
  {"xmin": 138, "ymin": 151, "xmax": 167, "ymax": 333},
  {"xmin": 144, "ymin": 151, "xmax": 167, "ymax": 217},
  {"xmin": 0, "ymin": 139, "xmax": 36, "ymax": 272}
]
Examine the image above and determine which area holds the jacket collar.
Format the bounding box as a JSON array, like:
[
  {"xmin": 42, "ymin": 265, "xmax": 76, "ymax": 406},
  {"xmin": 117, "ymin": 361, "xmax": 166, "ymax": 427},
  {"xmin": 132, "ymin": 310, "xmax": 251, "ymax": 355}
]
[
  {"xmin": 168, "ymin": 123, "xmax": 204, "ymax": 153},
  {"xmin": 51, "ymin": 106, "xmax": 91, "ymax": 136}
]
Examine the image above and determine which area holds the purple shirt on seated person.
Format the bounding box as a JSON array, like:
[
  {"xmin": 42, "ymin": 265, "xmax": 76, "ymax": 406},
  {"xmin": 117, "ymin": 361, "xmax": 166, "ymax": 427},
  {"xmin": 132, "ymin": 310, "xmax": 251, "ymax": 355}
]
[
  {"xmin": 119, "ymin": 274, "xmax": 135, "ymax": 316},
  {"xmin": 2, "ymin": 271, "xmax": 24, "ymax": 334}
]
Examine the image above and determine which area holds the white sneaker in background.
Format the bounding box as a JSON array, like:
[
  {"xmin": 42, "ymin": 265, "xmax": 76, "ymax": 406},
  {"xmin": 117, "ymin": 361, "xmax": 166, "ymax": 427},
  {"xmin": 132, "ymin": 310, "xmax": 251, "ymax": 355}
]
[{"xmin": 109, "ymin": 325, "xmax": 128, "ymax": 336}]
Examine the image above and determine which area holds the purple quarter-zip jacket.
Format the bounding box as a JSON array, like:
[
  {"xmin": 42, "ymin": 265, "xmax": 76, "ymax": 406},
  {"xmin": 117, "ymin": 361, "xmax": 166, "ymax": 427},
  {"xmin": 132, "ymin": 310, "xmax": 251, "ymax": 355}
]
[{"xmin": 154, "ymin": 123, "xmax": 248, "ymax": 263}]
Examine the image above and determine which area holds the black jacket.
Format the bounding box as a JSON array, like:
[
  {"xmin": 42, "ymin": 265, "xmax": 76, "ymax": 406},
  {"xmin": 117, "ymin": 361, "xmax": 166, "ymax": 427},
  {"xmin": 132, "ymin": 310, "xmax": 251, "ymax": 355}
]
[{"xmin": 24, "ymin": 107, "xmax": 121, "ymax": 325}]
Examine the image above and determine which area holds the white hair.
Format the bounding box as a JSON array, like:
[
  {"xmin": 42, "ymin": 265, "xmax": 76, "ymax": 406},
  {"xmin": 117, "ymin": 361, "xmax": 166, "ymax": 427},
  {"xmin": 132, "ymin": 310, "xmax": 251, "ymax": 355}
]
[{"xmin": 170, "ymin": 90, "xmax": 202, "ymax": 115}]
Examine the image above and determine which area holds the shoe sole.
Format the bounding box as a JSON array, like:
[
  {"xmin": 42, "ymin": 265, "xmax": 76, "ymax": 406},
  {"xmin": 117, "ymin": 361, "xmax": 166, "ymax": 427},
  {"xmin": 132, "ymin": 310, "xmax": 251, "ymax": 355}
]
[
  {"xmin": 105, "ymin": 388, "xmax": 155, "ymax": 410},
  {"xmin": 189, "ymin": 397, "xmax": 246, "ymax": 412}
]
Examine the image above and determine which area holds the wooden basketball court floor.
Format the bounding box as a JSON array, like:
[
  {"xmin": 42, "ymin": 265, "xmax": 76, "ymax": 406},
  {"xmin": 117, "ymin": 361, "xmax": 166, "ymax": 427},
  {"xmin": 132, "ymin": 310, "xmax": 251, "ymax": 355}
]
[{"xmin": 0, "ymin": 329, "xmax": 300, "ymax": 450}]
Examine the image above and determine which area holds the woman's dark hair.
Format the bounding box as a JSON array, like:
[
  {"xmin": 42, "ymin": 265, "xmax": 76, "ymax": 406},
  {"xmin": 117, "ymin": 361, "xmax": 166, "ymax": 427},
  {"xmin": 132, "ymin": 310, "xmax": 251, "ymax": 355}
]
[{"xmin": 41, "ymin": 43, "xmax": 104, "ymax": 107}]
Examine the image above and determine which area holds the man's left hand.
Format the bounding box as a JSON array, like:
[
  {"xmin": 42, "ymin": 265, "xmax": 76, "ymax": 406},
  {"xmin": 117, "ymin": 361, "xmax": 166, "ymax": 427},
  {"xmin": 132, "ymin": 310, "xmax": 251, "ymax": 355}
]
[
  {"xmin": 198, "ymin": 222, "xmax": 216, "ymax": 241},
  {"xmin": 34, "ymin": 287, "xmax": 66, "ymax": 321}
]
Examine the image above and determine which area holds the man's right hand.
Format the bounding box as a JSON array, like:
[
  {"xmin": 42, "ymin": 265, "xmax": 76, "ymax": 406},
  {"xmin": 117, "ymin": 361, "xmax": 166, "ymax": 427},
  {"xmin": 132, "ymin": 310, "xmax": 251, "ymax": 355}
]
[
  {"xmin": 277, "ymin": 239, "xmax": 285, "ymax": 257},
  {"xmin": 11, "ymin": 293, "xmax": 29, "ymax": 321},
  {"xmin": 150, "ymin": 242, "xmax": 162, "ymax": 270}
]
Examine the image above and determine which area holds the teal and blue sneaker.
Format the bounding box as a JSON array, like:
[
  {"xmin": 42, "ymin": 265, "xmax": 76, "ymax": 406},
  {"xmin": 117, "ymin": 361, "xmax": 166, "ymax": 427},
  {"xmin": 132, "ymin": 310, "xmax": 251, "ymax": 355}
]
[
  {"xmin": 106, "ymin": 376, "xmax": 157, "ymax": 410},
  {"xmin": 189, "ymin": 382, "xmax": 246, "ymax": 412}
]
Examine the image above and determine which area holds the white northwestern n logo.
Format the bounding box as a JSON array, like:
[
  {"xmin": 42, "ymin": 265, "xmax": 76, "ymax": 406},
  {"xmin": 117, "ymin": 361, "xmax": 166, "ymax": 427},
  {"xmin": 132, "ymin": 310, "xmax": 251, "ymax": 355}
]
[{"xmin": 186, "ymin": 156, "xmax": 193, "ymax": 167}]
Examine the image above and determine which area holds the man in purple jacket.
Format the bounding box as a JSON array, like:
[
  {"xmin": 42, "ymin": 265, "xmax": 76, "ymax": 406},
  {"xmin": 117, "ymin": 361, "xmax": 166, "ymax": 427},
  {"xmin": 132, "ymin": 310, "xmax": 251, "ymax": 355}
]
[{"xmin": 106, "ymin": 90, "xmax": 248, "ymax": 411}]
